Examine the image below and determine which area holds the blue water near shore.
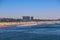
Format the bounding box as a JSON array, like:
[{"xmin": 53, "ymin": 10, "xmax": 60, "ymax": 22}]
[{"xmin": 0, "ymin": 23, "xmax": 60, "ymax": 40}]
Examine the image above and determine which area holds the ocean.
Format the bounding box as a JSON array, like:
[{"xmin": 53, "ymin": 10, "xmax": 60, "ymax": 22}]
[{"xmin": 0, "ymin": 23, "xmax": 60, "ymax": 40}]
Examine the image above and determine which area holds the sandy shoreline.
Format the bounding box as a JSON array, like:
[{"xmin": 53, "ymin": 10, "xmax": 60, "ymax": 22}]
[{"xmin": 0, "ymin": 21, "xmax": 60, "ymax": 27}]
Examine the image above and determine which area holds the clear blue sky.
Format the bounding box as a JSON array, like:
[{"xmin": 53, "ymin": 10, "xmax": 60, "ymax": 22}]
[{"xmin": 0, "ymin": 0, "xmax": 60, "ymax": 19}]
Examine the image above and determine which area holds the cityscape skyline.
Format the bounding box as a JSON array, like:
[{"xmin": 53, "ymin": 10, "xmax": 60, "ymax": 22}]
[{"xmin": 0, "ymin": 0, "xmax": 60, "ymax": 19}]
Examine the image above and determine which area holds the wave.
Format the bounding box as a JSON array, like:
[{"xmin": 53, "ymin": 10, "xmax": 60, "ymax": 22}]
[
  {"xmin": 11, "ymin": 23, "xmax": 60, "ymax": 28},
  {"xmin": 17, "ymin": 24, "xmax": 38, "ymax": 27},
  {"xmin": 0, "ymin": 23, "xmax": 60, "ymax": 30}
]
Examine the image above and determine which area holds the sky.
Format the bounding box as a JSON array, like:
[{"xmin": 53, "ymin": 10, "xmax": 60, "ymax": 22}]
[{"xmin": 0, "ymin": 0, "xmax": 60, "ymax": 19}]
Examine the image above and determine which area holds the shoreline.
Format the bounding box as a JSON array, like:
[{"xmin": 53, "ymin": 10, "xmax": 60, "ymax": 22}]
[{"xmin": 0, "ymin": 21, "xmax": 60, "ymax": 27}]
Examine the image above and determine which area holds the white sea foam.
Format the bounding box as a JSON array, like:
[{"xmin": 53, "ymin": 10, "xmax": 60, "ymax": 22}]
[{"xmin": 17, "ymin": 24, "xmax": 38, "ymax": 27}]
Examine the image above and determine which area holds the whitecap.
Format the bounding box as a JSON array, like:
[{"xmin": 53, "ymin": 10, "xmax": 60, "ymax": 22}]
[{"xmin": 17, "ymin": 24, "xmax": 38, "ymax": 27}]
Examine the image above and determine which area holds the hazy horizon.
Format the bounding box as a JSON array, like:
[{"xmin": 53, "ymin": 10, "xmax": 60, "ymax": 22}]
[{"xmin": 0, "ymin": 0, "xmax": 60, "ymax": 19}]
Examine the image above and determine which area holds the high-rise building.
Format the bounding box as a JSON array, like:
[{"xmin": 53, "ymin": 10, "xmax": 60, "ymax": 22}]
[
  {"xmin": 23, "ymin": 16, "xmax": 30, "ymax": 21},
  {"xmin": 22, "ymin": 16, "xmax": 34, "ymax": 21},
  {"xmin": 31, "ymin": 16, "xmax": 34, "ymax": 20}
]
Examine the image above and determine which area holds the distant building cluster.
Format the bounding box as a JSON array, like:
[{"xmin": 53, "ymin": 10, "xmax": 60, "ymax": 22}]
[
  {"xmin": 0, "ymin": 16, "xmax": 34, "ymax": 22},
  {"xmin": 0, "ymin": 16, "xmax": 60, "ymax": 22}
]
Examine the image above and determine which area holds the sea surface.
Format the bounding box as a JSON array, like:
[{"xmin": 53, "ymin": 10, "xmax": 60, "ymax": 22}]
[{"xmin": 0, "ymin": 23, "xmax": 60, "ymax": 40}]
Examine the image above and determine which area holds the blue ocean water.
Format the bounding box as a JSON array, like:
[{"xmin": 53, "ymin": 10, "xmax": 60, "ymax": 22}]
[{"xmin": 0, "ymin": 23, "xmax": 60, "ymax": 40}]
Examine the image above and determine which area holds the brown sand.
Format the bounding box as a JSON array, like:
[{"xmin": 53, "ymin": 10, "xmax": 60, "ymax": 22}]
[{"xmin": 0, "ymin": 21, "xmax": 60, "ymax": 27}]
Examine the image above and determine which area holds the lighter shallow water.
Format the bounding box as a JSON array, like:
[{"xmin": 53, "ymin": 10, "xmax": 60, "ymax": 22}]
[{"xmin": 0, "ymin": 23, "xmax": 60, "ymax": 40}]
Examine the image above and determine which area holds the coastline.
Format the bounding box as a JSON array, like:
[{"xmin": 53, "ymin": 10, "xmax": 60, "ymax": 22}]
[{"xmin": 0, "ymin": 21, "xmax": 60, "ymax": 27}]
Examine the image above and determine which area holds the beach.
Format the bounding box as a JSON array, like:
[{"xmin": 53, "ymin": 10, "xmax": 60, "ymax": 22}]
[
  {"xmin": 0, "ymin": 21, "xmax": 60, "ymax": 27},
  {"xmin": 0, "ymin": 22, "xmax": 60, "ymax": 40}
]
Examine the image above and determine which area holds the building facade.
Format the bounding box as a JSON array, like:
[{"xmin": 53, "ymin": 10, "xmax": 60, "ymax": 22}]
[{"xmin": 22, "ymin": 16, "xmax": 34, "ymax": 21}]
